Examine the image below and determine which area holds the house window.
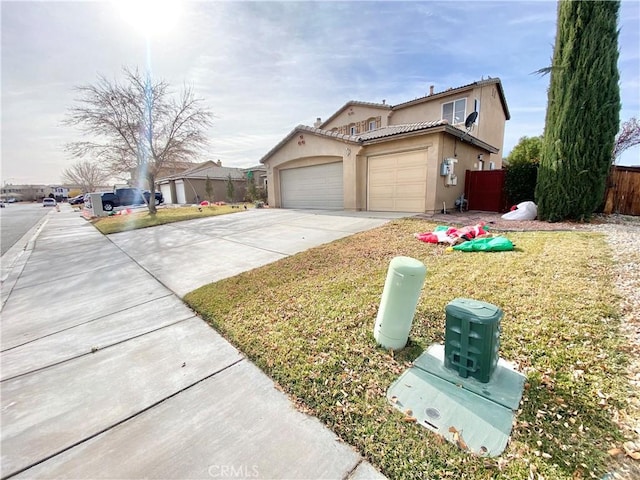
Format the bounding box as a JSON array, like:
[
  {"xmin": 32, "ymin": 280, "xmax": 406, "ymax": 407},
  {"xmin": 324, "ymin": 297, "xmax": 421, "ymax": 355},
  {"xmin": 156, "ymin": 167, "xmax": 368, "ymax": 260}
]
[
  {"xmin": 442, "ymin": 98, "xmax": 466, "ymax": 125},
  {"xmin": 349, "ymin": 123, "xmax": 357, "ymax": 135},
  {"xmin": 368, "ymin": 118, "xmax": 376, "ymax": 131}
]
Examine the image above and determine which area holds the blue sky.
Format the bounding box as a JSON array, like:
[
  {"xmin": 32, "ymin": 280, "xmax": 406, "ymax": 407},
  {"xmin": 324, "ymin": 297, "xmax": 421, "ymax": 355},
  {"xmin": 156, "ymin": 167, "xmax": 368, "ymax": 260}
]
[{"xmin": 1, "ymin": 0, "xmax": 639, "ymax": 185}]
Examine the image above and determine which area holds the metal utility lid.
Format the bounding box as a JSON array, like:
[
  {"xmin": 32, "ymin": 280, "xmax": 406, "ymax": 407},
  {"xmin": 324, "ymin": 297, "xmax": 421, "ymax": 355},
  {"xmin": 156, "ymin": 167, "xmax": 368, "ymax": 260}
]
[
  {"xmin": 387, "ymin": 344, "xmax": 526, "ymax": 457},
  {"xmin": 445, "ymin": 298, "xmax": 503, "ymax": 323}
]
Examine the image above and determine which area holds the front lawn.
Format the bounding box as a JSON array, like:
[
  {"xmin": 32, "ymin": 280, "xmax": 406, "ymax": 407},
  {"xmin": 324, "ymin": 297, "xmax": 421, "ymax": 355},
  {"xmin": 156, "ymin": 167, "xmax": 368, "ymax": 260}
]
[
  {"xmin": 91, "ymin": 205, "xmax": 250, "ymax": 234},
  {"xmin": 184, "ymin": 218, "xmax": 630, "ymax": 479}
]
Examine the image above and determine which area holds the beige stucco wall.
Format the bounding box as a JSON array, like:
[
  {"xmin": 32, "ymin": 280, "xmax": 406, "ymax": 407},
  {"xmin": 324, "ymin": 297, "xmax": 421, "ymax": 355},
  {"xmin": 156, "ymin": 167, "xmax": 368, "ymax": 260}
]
[
  {"xmin": 178, "ymin": 178, "xmax": 246, "ymax": 204},
  {"xmin": 263, "ymin": 129, "xmax": 496, "ymax": 213},
  {"xmin": 390, "ymin": 84, "xmax": 506, "ymax": 166},
  {"xmin": 391, "ymin": 92, "xmax": 471, "ymax": 126},
  {"xmin": 361, "ymin": 135, "xmax": 433, "ymax": 206},
  {"xmin": 472, "ymin": 83, "xmax": 507, "ymax": 166},
  {"xmin": 434, "ymin": 136, "xmax": 494, "ymax": 212},
  {"xmin": 264, "ymin": 132, "xmax": 358, "ymax": 209},
  {"xmin": 321, "ymin": 105, "xmax": 391, "ymax": 132}
]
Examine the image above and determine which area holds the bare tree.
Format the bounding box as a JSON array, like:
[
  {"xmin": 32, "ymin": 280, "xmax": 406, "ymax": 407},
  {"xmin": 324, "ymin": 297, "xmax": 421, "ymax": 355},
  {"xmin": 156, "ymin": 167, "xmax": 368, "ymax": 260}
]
[
  {"xmin": 61, "ymin": 160, "xmax": 110, "ymax": 193},
  {"xmin": 64, "ymin": 67, "xmax": 212, "ymax": 213},
  {"xmin": 613, "ymin": 117, "xmax": 640, "ymax": 162}
]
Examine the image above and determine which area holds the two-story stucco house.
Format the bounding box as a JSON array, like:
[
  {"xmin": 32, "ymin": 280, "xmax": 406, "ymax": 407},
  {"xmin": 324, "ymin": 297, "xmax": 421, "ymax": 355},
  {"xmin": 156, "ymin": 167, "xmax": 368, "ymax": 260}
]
[{"xmin": 260, "ymin": 77, "xmax": 510, "ymax": 213}]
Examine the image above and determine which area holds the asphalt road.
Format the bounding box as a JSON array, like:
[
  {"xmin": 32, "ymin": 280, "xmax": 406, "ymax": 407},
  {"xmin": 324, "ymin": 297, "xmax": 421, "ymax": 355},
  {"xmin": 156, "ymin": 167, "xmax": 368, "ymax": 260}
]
[{"xmin": 0, "ymin": 203, "xmax": 51, "ymax": 256}]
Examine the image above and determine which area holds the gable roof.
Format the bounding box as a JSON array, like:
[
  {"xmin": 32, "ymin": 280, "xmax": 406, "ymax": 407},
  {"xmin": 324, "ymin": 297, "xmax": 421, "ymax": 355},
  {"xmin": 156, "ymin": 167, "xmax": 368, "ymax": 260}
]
[
  {"xmin": 318, "ymin": 78, "xmax": 510, "ymax": 129},
  {"xmin": 258, "ymin": 124, "xmax": 361, "ymax": 164},
  {"xmin": 259, "ymin": 120, "xmax": 497, "ymax": 164},
  {"xmin": 158, "ymin": 160, "xmax": 245, "ymax": 181},
  {"xmin": 392, "ymin": 77, "xmax": 511, "ymax": 120},
  {"xmin": 318, "ymin": 100, "xmax": 392, "ymax": 129}
]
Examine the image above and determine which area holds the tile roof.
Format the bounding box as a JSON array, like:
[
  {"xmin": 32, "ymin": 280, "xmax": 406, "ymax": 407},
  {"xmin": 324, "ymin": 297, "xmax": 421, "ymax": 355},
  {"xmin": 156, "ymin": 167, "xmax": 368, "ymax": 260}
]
[
  {"xmin": 357, "ymin": 120, "xmax": 450, "ymax": 141},
  {"xmin": 258, "ymin": 124, "xmax": 361, "ymax": 164},
  {"xmin": 318, "ymin": 78, "xmax": 509, "ymax": 130},
  {"xmin": 392, "ymin": 77, "xmax": 511, "ymax": 120},
  {"xmin": 158, "ymin": 160, "xmax": 245, "ymax": 181},
  {"xmin": 259, "ymin": 119, "xmax": 497, "ymax": 164},
  {"xmin": 319, "ymin": 100, "xmax": 392, "ymax": 129}
]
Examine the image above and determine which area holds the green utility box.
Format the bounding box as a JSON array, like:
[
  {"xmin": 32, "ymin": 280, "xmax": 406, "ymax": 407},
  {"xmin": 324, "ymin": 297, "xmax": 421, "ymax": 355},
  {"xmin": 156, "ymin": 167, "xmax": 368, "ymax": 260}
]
[{"xmin": 444, "ymin": 298, "xmax": 502, "ymax": 383}]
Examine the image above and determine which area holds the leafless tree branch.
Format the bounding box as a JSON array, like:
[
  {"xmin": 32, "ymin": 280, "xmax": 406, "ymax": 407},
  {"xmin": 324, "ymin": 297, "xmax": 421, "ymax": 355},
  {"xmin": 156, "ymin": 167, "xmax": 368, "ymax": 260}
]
[
  {"xmin": 64, "ymin": 67, "xmax": 213, "ymax": 213},
  {"xmin": 613, "ymin": 117, "xmax": 640, "ymax": 161}
]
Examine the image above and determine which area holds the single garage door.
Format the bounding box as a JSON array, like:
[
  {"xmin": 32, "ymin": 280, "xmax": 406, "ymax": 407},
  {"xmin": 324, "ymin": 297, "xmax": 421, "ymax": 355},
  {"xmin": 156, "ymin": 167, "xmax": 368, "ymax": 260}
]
[
  {"xmin": 280, "ymin": 162, "xmax": 343, "ymax": 209},
  {"xmin": 368, "ymin": 151, "xmax": 428, "ymax": 212}
]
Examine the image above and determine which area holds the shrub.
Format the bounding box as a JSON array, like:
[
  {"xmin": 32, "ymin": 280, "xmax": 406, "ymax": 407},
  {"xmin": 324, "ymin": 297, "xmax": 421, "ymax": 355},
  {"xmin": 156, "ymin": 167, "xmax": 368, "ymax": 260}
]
[{"xmin": 505, "ymin": 162, "xmax": 538, "ymax": 206}]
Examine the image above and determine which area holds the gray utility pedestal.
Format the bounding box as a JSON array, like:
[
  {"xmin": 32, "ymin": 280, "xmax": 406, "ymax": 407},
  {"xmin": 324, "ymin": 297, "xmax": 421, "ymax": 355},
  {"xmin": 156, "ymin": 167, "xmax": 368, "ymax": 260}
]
[{"xmin": 387, "ymin": 344, "xmax": 525, "ymax": 456}]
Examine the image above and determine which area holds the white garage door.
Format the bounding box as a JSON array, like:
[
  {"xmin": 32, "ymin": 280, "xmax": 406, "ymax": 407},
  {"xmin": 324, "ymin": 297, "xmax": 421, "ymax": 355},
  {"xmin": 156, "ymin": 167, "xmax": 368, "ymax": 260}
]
[
  {"xmin": 280, "ymin": 162, "xmax": 343, "ymax": 210},
  {"xmin": 160, "ymin": 183, "xmax": 173, "ymax": 204},
  {"xmin": 368, "ymin": 151, "xmax": 428, "ymax": 212},
  {"xmin": 175, "ymin": 180, "xmax": 186, "ymax": 205}
]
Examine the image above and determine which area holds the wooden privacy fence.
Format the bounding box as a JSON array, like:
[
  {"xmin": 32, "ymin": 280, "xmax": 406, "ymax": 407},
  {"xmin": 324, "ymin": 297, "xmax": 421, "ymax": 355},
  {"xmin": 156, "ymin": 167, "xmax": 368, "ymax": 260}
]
[
  {"xmin": 603, "ymin": 166, "xmax": 640, "ymax": 216},
  {"xmin": 464, "ymin": 169, "xmax": 508, "ymax": 212}
]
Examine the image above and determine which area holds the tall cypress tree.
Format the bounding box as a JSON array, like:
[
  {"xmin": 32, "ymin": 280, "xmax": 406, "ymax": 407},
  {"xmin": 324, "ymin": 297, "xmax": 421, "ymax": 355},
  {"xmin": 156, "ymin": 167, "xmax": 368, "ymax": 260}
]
[{"xmin": 535, "ymin": 0, "xmax": 620, "ymax": 222}]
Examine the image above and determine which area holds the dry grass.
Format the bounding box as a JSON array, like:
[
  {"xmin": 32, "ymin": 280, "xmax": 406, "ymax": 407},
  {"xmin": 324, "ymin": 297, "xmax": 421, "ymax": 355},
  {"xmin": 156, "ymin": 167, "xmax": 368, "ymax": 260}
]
[{"xmin": 185, "ymin": 218, "xmax": 629, "ymax": 479}]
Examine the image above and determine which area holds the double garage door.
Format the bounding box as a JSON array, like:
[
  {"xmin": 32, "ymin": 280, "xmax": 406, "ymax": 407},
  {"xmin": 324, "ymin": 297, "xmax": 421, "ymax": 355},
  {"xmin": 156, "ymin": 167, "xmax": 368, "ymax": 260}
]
[
  {"xmin": 368, "ymin": 151, "xmax": 428, "ymax": 212},
  {"xmin": 278, "ymin": 151, "xmax": 428, "ymax": 212},
  {"xmin": 280, "ymin": 162, "xmax": 343, "ymax": 210}
]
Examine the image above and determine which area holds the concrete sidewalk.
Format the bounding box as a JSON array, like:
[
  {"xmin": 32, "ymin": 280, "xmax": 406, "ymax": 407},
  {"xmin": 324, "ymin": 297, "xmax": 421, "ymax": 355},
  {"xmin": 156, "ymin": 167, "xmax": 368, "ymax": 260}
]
[{"xmin": 0, "ymin": 205, "xmax": 403, "ymax": 479}]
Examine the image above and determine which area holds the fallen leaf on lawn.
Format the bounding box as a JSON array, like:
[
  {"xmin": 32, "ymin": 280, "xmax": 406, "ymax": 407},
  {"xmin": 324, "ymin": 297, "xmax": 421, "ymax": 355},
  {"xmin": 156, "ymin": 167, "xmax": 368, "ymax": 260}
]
[
  {"xmin": 403, "ymin": 416, "xmax": 417, "ymax": 423},
  {"xmin": 623, "ymin": 444, "xmax": 640, "ymax": 460},
  {"xmin": 608, "ymin": 447, "xmax": 623, "ymax": 456},
  {"xmin": 405, "ymin": 409, "xmax": 413, "ymax": 416},
  {"xmin": 448, "ymin": 426, "xmax": 468, "ymax": 451}
]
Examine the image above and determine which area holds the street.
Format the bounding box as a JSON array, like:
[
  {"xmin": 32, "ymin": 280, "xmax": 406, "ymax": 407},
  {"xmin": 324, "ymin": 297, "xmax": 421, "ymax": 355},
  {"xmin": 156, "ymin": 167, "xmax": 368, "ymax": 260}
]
[{"xmin": 0, "ymin": 203, "xmax": 51, "ymax": 256}]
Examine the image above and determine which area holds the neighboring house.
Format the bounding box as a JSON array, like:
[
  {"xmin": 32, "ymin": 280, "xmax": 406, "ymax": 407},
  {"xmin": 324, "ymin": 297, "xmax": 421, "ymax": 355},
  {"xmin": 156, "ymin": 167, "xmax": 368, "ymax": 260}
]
[
  {"xmin": 1, "ymin": 184, "xmax": 68, "ymax": 202},
  {"xmin": 157, "ymin": 160, "xmax": 247, "ymax": 204},
  {"xmin": 62, "ymin": 183, "xmax": 113, "ymax": 194},
  {"xmin": 129, "ymin": 160, "xmax": 196, "ymax": 190},
  {"xmin": 242, "ymin": 164, "xmax": 267, "ymax": 190},
  {"xmin": 260, "ymin": 78, "xmax": 510, "ymax": 213}
]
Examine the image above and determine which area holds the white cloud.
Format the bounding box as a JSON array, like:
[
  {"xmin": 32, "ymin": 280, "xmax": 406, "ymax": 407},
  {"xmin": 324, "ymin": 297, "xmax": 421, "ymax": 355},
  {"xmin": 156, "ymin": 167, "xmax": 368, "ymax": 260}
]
[{"xmin": 1, "ymin": 0, "xmax": 639, "ymax": 181}]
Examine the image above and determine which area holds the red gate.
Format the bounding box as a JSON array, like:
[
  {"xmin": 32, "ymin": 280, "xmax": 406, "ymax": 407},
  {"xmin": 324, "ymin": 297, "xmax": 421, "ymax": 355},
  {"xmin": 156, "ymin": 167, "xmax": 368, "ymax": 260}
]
[{"xmin": 464, "ymin": 170, "xmax": 508, "ymax": 212}]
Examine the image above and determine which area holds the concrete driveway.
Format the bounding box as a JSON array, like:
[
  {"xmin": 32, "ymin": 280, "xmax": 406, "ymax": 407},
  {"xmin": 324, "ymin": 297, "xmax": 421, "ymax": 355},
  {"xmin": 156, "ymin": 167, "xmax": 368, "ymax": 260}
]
[
  {"xmin": 1, "ymin": 206, "xmax": 407, "ymax": 479},
  {"xmin": 108, "ymin": 208, "xmax": 407, "ymax": 297}
]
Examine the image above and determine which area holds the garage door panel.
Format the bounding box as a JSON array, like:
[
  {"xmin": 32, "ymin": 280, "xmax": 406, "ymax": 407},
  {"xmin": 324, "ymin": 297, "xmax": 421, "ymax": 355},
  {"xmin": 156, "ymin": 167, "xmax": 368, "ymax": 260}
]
[
  {"xmin": 281, "ymin": 162, "xmax": 343, "ymax": 210},
  {"xmin": 368, "ymin": 151, "xmax": 427, "ymax": 213},
  {"xmin": 401, "ymin": 183, "xmax": 427, "ymax": 195},
  {"xmin": 396, "ymin": 167, "xmax": 427, "ymax": 182}
]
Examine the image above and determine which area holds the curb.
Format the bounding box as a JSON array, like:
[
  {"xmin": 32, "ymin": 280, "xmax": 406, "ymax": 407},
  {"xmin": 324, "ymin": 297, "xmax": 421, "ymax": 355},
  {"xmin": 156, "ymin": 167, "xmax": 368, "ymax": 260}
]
[{"xmin": 0, "ymin": 212, "xmax": 51, "ymax": 310}]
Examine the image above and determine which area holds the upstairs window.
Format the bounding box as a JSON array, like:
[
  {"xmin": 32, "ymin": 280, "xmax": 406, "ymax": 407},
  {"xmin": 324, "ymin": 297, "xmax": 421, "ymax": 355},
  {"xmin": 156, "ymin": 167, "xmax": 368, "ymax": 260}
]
[
  {"xmin": 442, "ymin": 99, "xmax": 466, "ymax": 125},
  {"xmin": 349, "ymin": 123, "xmax": 357, "ymax": 135},
  {"xmin": 368, "ymin": 118, "xmax": 377, "ymax": 131}
]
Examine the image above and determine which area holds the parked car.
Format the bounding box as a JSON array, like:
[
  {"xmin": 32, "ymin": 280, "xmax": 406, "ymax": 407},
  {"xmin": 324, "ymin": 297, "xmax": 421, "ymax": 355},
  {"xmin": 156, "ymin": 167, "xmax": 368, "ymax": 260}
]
[
  {"xmin": 43, "ymin": 198, "xmax": 57, "ymax": 207},
  {"xmin": 69, "ymin": 194, "xmax": 85, "ymax": 205},
  {"xmin": 100, "ymin": 188, "xmax": 164, "ymax": 212}
]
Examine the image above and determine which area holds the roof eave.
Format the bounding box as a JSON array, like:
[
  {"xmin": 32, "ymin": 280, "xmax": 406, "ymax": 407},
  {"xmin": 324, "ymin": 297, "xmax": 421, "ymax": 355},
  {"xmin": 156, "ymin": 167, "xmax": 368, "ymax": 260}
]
[
  {"xmin": 393, "ymin": 78, "xmax": 510, "ymax": 121},
  {"xmin": 319, "ymin": 101, "xmax": 392, "ymax": 129},
  {"xmin": 259, "ymin": 125, "xmax": 360, "ymax": 164},
  {"xmin": 444, "ymin": 125, "xmax": 499, "ymax": 153},
  {"xmin": 360, "ymin": 125, "xmax": 498, "ymax": 154}
]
